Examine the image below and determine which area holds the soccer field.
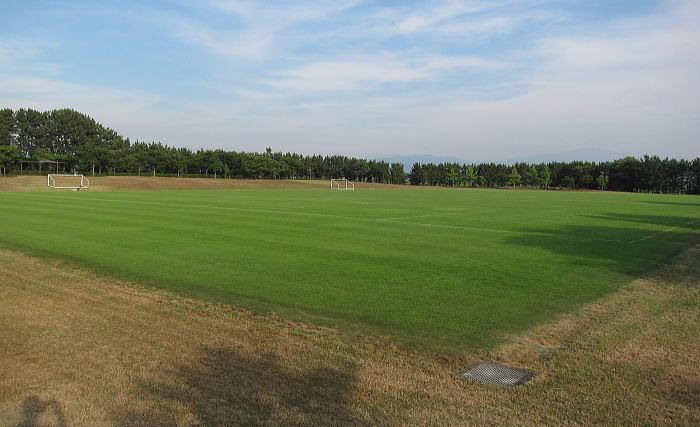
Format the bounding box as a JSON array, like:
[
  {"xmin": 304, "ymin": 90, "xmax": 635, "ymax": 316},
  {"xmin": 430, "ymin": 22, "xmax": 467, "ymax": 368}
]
[{"xmin": 1, "ymin": 187, "xmax": 698, "ymax": 353}]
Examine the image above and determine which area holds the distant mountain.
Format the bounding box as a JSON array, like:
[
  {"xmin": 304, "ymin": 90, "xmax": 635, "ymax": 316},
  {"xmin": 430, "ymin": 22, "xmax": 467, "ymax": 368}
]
[
  {"xmin": 504, "ymin": 148, "xmax": 624, "ymax": 164},
  {"xmin": 377, "ymin": 154, "xmax": 469, "ymax": 170}
]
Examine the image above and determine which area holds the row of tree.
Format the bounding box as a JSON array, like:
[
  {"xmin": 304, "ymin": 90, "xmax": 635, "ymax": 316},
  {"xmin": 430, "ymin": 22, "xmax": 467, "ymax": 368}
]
[
  {"xmin": 0, "ymin": 108, "xmax": 406, "ymax": 182},
  {"xmin": 1, "ymin": 108, "xmax": 698, "ymax": 194},
  {"xmin": 408, "ymin": 156, "xmax": 700, "ymax": 194}
]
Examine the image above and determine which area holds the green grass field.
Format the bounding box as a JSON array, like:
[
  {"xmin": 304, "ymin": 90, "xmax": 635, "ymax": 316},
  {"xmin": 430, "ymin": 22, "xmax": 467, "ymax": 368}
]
[{"xmin": 1, "ymin": 187, "xmax": 698, "ymax": 353}]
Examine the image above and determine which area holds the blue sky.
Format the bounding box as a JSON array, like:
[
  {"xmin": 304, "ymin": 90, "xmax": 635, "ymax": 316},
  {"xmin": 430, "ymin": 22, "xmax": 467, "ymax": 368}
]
[{"xmin": 1, "ymin": 0, "xmax": 698, "ymax": 161}]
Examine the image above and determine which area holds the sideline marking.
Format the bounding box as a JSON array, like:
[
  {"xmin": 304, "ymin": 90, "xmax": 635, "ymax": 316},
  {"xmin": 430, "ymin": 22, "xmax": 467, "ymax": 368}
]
[
  {"xmin": 6, "ymin": 193, "xmax": 628, "ymax": 244},
  {"xmin": 628, "ymin": 218, "xmax": 700, "ymax": 244}
]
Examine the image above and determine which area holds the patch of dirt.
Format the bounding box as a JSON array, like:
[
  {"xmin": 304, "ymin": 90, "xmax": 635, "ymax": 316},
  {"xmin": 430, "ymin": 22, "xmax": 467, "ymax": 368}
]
[
  {"xmin": 1, "ymin": 247, "xmax": 698, "ymax": 425},
  {"xmin": 0, "ymin": 175, "xmax": 405, "ymax": 192}
]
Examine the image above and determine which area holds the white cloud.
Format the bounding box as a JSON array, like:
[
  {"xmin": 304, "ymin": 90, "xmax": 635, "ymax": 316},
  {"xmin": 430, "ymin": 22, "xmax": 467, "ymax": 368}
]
[
  {"xmin": 172, "ymin": 20, "xmax": 273, "ymax": 59},
  {"xmin": 0, "ymin": 63, "xmax": 183, "ymax": 145},
  {"xmin": 223, "ymin": 1, "xmax": 700, "ymax": 160},
  {"xmin": 265, "ymin": 54, "xmax": 510, "ymax": 91},
  {"xmin": 371, "ymin": 0, "xmax": 561, "ymax": 38},
  {"xmin": 169, "ymin": 0, "xmax": 362, "ymax": 58},
  {"xmin": 376, "ymin": 0, "xmax": 488, "ymax": 35},
  {"xmin": 0, "ymin": 39, "xmax": 63, "ymax": 75},
  {"xmin": 2, "ymin": 1, "xmax": 698, "ymax": 161},
  {"xmin": 368, "ymin": 1, "xmax": 700, "ymax": 159},
  {"xmin": 265, "ymin": 59, "xmax": 426, "ymax": 91}
]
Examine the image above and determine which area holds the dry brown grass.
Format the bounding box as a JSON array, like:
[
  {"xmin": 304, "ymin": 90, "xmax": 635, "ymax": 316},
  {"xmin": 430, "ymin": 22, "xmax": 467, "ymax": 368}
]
[
  {"xmin": 1, "ymin": 246, "xmax": 698, "ymax": 425},
  {"xmin": 0, "ymin": 175, "xmax": 404, "ymax": 192}
]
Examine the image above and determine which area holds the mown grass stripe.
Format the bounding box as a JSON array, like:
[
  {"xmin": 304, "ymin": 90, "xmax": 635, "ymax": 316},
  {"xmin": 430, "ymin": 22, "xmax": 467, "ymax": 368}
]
[
  {"xmin": 5, "ymin": 193, "xmax": 633, "ymax": 244},
  {"xmin": 1, "ymin": 188, "xmax": 698, "ymax": 353}
]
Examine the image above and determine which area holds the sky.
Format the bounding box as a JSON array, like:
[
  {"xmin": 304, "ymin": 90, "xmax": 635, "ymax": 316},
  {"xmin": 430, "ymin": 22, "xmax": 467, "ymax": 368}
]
[{"xmin": 0, "ymin": 0, "xmax": 698, "ymax": 162}]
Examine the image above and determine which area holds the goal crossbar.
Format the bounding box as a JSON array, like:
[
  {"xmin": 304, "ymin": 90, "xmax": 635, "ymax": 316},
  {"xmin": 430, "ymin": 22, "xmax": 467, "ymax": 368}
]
[
  {"xmin": 48, "ymin": 174, "xmax": 90, "ymax": 190},
  {"xmin": 330, "ymin": 178, "xmax": 354, "ymax": 190}
]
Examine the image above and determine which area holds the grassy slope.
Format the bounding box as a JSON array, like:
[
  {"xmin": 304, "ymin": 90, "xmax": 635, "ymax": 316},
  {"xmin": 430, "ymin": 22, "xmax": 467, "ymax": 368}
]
[{"xmin": 0, "ymin": 187, "xmax": 698, "ymax": 353}]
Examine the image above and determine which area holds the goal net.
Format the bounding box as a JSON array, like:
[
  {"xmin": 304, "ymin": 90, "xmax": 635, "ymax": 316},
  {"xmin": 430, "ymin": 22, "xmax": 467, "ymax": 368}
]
[
  {"xmin": 330, "ymin": 178, "xmax": 354, "ymax": 190},
  {"xmin": 47, "ymin": 174, "xmax": 90, "ymax": 190}
]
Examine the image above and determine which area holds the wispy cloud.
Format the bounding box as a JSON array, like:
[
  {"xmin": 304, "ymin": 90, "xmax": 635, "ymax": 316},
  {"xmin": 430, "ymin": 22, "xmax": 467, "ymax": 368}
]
[
  {"xmin": 0, "ymin": 39, "xmax": 63, "ymax": 75},
  {"xmin": 265, "ymin": 53, "xmax": 510, "ymax": 91},
  {"xmin": 374, "ymin": 0, "xmax": 486, "ymax": 34},
  {"xmin": 171, "ymin": 20, "xmax": 273, "ymax": 59},
  {"xmin": 370, "ymin": 0, "xmax": 561, "ymax": 37},
  {"xmin": 2, "ymin": 0, "xmax": 698, "ymax": 160},
  {"xmin": 169, "ymin": 0, "xmax": 362, "ymax": 58}
]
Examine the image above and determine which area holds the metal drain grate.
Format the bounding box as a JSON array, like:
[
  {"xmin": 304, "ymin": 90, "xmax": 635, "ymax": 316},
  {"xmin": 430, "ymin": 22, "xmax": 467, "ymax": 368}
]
[{"xmin": 458, "ymin": 361, "xmax": 535, "ymax": 387}]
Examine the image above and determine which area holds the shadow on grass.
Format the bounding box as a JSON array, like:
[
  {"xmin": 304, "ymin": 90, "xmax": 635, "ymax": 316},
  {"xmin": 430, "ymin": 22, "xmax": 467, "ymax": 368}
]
[
  {"xmin": 112, "ymin": 347, "xmax": 361, "ymax": 426},
  {"xmin": 584, "ymin": 213, "xmax": 700, "ymax": 230},
  {"xmin": 15, "ymin": 396, "xmax": 67, "ymax": 427},
  {"xmin": 506, "ymin": 217, "xmax": 700, "ymax": 275},
  {"xmin": 641, "ymin": 200, "xmax": 700, "ymax": 208}
]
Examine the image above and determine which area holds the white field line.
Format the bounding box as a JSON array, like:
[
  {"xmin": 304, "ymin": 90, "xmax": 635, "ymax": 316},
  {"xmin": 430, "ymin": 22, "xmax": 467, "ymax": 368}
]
[
  {"xmin": 628, "ymin": 218, "xmax": 700, "ymax": 244},
  {"xmin": 382, "ymin": 210, "xmax": 496, "ymax": 221},
  {"xmin": 7, "ymin": 193, "xmax": 627, "ymax": 244}
]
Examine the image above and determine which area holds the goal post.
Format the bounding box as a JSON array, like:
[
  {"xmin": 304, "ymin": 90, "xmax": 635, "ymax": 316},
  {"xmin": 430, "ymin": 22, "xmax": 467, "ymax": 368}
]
[
  {"xmin": 330, "ymin": 178, "xmax": 354, "ymax": 190},
  {"xmin": 47, "ymin": 174, "xmax": 90, "ymax": 190}
]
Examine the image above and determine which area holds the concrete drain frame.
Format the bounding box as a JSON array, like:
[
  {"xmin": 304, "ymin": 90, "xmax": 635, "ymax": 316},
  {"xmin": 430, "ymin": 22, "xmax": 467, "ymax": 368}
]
[{"xmin": 458, "ymin": 361, "xmax": 536, "ymax": 387}]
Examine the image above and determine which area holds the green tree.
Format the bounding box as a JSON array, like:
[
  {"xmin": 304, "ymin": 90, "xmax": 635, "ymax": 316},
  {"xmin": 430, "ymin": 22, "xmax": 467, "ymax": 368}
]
[
  {"xmin": 538, "ymin": 164, "xmax": 551, "ymax": 188},
  {"xmin": 596, "ymin": 172, "xmax": 609, "ymax": 190},
  {"xmin": 5, "ymin": 107, "xmax": 700, "ymax": 194},
  {"xmin": 409, "ymin": 163, "xmax": 428, "ymax": 186},
  {"xmin": 79, "ymin": 139, "xmax": 109, "ymax": 175},
  {"xmin": 388, "ymin": 162, "xmax": 405, "ymax": 184},
  {"xmin": 446, "ymin": 166, "xmax": 460, "ymax": 187},
  {"xmin": 561, "ymin": 176, "xmax": 576, "ymax": 189},
  {"xmin": 0, "ymin": 145, "xmax": 22, "ymax": 174},
  {"xmin": 210, "ymin": 152, "xmax": 224, "ymax": 178},
  {"xmin": 465, "ymin": 165, "xmax": 477, "ymax": 187},
  {"xmin": 507, "ymin": 167, "xmax": 521, "ymax": 188},
  {"xmin": 0, "ymin": 109, "xmax": 16, "ymax": 145},
  {"xmin": 525, "ymin": 166, "xmax": 539, "ymax": 187}
]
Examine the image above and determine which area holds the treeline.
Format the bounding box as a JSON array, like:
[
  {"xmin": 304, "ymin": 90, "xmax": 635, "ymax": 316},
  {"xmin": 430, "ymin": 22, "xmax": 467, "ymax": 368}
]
[
  {"xmin": 409, "ymin": 157, "xmax": 700, "ymax": 194},
  {"xmin": 0, "ymin": 108, "xmax": 406, "ymax": 183},
  {"xmin": 0, "ymin": 108, "xmax": 698, "ymax": 194}
]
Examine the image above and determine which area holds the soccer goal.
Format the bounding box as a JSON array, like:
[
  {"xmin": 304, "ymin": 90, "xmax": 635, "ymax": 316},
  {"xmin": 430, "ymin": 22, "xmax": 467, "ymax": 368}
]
[
  {"xmin": 330, "ymin": 178, "xmax": 354, "ymax": 190},
  {"xmin": 47, "ymin": 174, "xmax": 90, "ymax": 191}
]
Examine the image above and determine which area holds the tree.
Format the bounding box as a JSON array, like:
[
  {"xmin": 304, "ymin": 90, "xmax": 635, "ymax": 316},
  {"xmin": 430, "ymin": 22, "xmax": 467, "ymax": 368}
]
[
  {"xmin": 596, "ymin": 172, "xmax": 609, "ymax": 190},
  {"xmin": 388, "ymin": 162, "xmax": 405, "ymax": 184},
  {"xmin": 506, "ymin": 167, "xmax": 521, "ymax": 188},
  {"xmin": 609, "ymin": 156, "xmax": 640, "ymax": 192},
  {"xmin": 465, "ymin": 165, "xmax": 477, "ymax": 187},
  {"xmin": 0, "ymin": 109, "xmax": 16, "ymax": 146},
  {"xmin": 538, "ymin": 164, "xmax": 551, "ymax": 188},
  {"xmin": 14, "ymin": 108, "xmax": 45, "ymax": 156},
  {"xmin": 79, "ymin": 139, "xmax": 109, "ymax": 175},
  {"xmin": 409, "ymin": 163, "xmax": 428, "ymax": 186},
  {"xmin": 4, "ymin": 107, "xmax": 699, "ymax": 194},
  {"xmin": 0, "ymin": 145, "xmax": 22, "ymax": 174},
  {"xmin": 525, "ymin": 166, "xmax": 539, "ymax": 187},
  {"xmin": 561, "ymin": 176, "xmax": 576, "ymax": 189},
  {"xmin": 446, "ymin": 166, "xmax": 460, "ymax": 187},
  {"xmin": 174, "ymin": 147, "xmax": 190, "ymax": 176},
  {"xmin": 210, "ymin": 152, "xmax": 224, "ymax": 178}
]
